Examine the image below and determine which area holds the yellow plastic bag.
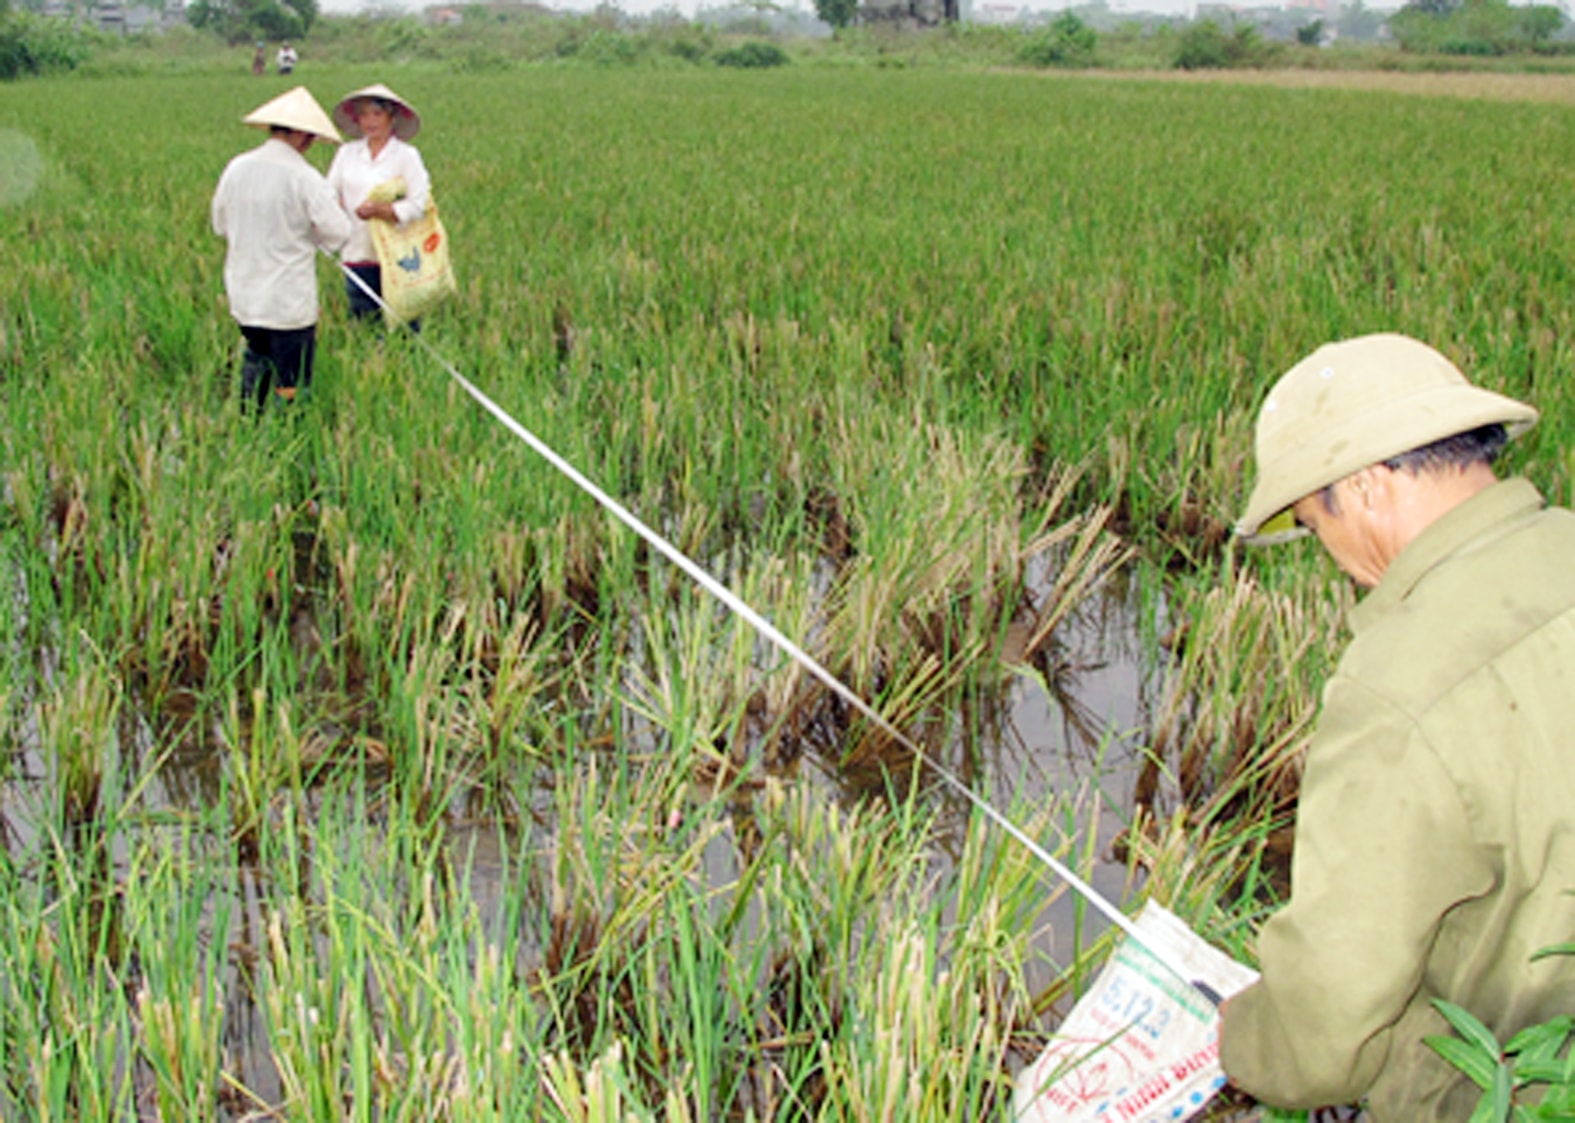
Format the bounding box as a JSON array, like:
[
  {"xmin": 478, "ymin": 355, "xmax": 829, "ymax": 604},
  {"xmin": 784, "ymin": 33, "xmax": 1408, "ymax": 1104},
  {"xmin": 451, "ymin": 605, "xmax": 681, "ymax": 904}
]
[{"xmin": 367, "ymin": 180, "xmax": 457, "ymax": 326}]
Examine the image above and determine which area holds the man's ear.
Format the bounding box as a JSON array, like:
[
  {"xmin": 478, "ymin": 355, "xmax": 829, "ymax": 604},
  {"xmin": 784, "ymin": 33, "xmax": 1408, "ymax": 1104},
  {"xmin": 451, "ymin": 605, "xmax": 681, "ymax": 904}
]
[{"xmin": 1347, "ymin": 463, "xmax": 1391, "ymax": 511}]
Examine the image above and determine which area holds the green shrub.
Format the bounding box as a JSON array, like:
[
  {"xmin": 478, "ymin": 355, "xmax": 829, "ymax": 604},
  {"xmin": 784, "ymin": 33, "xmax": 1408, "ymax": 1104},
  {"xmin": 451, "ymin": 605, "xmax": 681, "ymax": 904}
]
[
  {"xmin": 1173, "ymin": 19, "xmax": 1274, "ymax": 69},
  {"xmin": 643, "ymin": 17, "xmax": 715, "ymax": 63},
  {"xmin": 551, "ymin": 23, "xmax": 644, "ymax": 65},
  {"xmin": 715, "ymin": 39, "xmax": 789, "ymax": 67},
  {"xmin": 1017, "ymin": 11, "xmax": 1097, "ymax": 68},
  {"xmin": 375, "ymin": 16, "xmax": 439, "ymax": 61},
  {"xmin": 0, "ymin": 11, "xmax": 95, "ymax": 80}
]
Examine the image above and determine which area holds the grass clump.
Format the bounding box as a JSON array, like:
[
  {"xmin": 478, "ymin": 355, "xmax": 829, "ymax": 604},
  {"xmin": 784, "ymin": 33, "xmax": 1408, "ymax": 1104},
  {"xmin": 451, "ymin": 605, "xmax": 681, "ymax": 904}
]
[{"xmin": 715, "ymin": 39, "xmax": 791, "ymax": 68}]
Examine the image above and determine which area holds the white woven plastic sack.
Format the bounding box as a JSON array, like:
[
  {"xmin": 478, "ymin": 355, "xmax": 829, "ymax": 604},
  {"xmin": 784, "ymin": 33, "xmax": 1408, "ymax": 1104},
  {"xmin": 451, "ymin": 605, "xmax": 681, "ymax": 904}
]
[{"xmin": 1015, "ymin": 901, "xmax": 1259, "ymax": 1123}]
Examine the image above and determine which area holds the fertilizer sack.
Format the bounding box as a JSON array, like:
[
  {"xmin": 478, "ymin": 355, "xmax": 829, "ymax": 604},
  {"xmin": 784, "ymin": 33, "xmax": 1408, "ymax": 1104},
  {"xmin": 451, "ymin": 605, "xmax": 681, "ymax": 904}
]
[
  {"xmin": 1015, "ymin": 901, "xmax": 1259, "ymax": 1123},
  {"xmin": 367, "ymin": 178, "xmax": 457, "ymax": 326}
]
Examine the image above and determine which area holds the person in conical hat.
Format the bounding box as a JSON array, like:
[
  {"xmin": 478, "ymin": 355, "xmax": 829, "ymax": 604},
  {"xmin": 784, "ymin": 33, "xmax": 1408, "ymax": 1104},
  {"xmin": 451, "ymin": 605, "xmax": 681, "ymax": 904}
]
[
  {"xmin": 331, "ymin": 82, "xmax": 421, "ymax": 141},
  {"xmin": 1219, "ymin": 334, "xmax": 1575, "ymax": 1120},
  {"xmin": 212, "ymin": 86, "xmax": 351, "ymax": 413},
  {"xmin": 240, "ymin": 84, "xmax": 342, "ymax": 144},
  {"xmin": 326, "ymin": 82, "xmax": 434, "ymax": 326}
]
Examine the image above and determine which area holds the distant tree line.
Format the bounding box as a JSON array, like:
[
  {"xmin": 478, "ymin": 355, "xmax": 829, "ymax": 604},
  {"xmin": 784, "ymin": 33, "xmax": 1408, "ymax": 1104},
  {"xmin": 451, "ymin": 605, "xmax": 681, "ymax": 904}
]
[
  {"xmin": 187, "ymin": 0, "xmax": 317, "ymax": 44},
  {"xmin": 1, "ymin": 0, "xmax": 1570, "ymax": 81},
  {"xmin": 810, "ymin": 0, "xmax": 1563, "ymax": 51},
  {"xmin": 1389, "ymin": 0, "xmax": 1564, "ymax": 54}
]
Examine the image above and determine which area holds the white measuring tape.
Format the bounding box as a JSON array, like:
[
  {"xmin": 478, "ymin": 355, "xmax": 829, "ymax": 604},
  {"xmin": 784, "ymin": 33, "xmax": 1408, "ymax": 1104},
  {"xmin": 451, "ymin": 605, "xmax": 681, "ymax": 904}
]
[{"xmin": 331, "ymin": 260, "xmax": 1220, "ymax": 1003}]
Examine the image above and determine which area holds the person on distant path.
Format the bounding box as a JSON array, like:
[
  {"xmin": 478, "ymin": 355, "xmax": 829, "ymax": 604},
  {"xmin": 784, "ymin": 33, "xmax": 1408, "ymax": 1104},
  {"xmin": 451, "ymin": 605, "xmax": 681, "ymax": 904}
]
[
  {"xmin": 1221, "ymin": 333, "xmax": 1575, "ymax": 1120},
  {"xmin": 211, "ymin": 86, "xmax": 350, "ymax": 414},
  {"xmin": 276, "ymin": 42, "xmax": 297, "ymax": 75},
  {"xmin": 326, "ymin": 82, "xmax": 431, "ymax": 328},
  {"xmin": 252, "ymin": 41, "xmax": 265, "ymax": 76}
]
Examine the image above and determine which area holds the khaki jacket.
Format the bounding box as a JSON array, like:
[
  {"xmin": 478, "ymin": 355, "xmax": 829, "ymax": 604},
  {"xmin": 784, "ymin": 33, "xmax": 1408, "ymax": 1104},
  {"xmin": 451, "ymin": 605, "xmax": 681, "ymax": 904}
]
[{"xmin": 1221, "ymin": 478, "xmax": 1575, "ymax": 1119}]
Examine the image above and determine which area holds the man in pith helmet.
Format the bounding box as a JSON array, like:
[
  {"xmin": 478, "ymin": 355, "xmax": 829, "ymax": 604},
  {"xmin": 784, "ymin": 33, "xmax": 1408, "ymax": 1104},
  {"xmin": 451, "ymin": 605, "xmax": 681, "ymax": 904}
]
[
  {"xmin": 1221, "ymin": 333, "xmax": 1575, "ymax": 1119},
  {"xmin": 211, "ymin": 86, "xmax": 351, "ymax": 413}
]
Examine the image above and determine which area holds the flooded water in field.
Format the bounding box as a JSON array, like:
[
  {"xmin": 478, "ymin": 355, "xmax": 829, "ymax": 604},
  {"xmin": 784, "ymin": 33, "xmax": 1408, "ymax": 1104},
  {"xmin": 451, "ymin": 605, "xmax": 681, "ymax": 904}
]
[{"xmin": 0, "ymin": 547, "xmax": 1171, "ymax": 1112}]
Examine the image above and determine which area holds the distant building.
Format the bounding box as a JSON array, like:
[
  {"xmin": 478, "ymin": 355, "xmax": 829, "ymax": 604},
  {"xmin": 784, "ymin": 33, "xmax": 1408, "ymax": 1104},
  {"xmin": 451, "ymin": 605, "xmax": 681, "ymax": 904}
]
[
  {"xmin": 863, "ymin": 0, "xmax": 947, "ymax": 27},
  {"xmin": 972, "ymin": 2, "xmax": 1029, "ymax": 22},
  {"xmin": 43, "ymin": 1, "xmax": 188, "ymax": 33}
]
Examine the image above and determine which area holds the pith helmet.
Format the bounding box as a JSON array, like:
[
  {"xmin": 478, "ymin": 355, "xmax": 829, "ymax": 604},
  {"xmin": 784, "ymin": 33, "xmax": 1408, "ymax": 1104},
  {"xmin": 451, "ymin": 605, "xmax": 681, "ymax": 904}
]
[
  {"xmin": 242, "ymin": 86, "xmax": 343, "ymax": 143},
  {"xmin": 333, "ymin": 83, "xmax": 422, "ymax": 141},
  {"xmin": 1237, "ymin": 333, "xmax": 1538, "ymax": 544}
]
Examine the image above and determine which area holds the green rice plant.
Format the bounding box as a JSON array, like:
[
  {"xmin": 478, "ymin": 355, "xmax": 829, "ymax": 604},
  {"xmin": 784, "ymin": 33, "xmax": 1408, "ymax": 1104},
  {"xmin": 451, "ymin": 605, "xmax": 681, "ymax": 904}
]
[
  {"xmin": 1015, "ymin": 465, "xmax": 1137, "ymax": 666},
  {"xmin": 533, "ymin": 751, "xmax": 721, "ymax": 1050},
  {"xmin": 217, "ymin": 673, "xmax": 307, "ymax": 864},
  {"xmin": 818, "ymin": 922, "xmax": 1010, "ymax": 1120},
  {"xmin": 540, "ymin": 1041, "xmax": 647, "ymax": 1121},
  {"xmin": 258, "ymin": 836, "xmax": 364, "ymax": 1120},
  {"xmin": 425, "ymin": 879, "xmax": 544, "ymax": 1120},
  {"xmin": 1142, "ymin": 567, "xmax": 1341, "ymax": 816},
  {"xmin": 35, "ymin": 638, "xmax": 122, "ymax": 830},
  {"xmin": 816, "ymin": 405, "xmax": 1027, "ymax": 685},
  {"xmin": 231, "ymin": 780, "xmax": 547, "ymax": 1120},
  {"xmin": 621, "ymin": 885, "xmax": 741, "ymax": 1119},
  {"xmin": 125, "ymin": 831, "xmax": 233, "ymax": 1122},
  {"xmin": 0, "ymin": 828, "xmax": 137, "ymax": 1121},
  {"xmin": 620, "ymin": 582, "xmax": 760, "ymax": 790},
  {"xmin": 0, "ymin": 887, "xmax": 124, "ymax": 1120},
  {"xmin": 378, "ymin": 631, "xmax": 468, "ymax": 844},
  {"xmin": 0, "ymin": 536, "xmax": 19, "ymax": 794},
  {"xmin": 945, "ymin": 801, "xmax": 1063, "ymax": 1020}
]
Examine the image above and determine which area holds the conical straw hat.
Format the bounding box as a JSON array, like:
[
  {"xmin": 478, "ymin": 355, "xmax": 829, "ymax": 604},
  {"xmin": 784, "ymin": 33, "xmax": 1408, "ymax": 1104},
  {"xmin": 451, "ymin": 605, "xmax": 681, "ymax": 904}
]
[
  {"xmin": 242, "ymin": 85, "xmax": 343, "ymax": 143},
  {"xmin": 333, "ymin": 83, "xmax": 422, "ymax": 141}
]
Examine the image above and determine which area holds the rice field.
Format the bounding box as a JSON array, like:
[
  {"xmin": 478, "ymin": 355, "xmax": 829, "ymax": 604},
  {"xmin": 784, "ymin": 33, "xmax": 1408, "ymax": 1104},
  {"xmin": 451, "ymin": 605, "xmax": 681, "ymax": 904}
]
[{"xmin": 3, "ymin": 63, "xmax": 1575, "ymax": 1118}]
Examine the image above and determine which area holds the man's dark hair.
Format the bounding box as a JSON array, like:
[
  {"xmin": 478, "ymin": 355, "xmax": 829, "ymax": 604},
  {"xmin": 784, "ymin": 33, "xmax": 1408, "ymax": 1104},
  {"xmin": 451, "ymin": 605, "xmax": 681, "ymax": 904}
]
[
  {"xmin": 1382, "ymin": 423, "xmax": 1509, "ymax": 476},
  {"xmin": 1316, "ymin": 423, "xmax": 1508, "ymax": 515}
]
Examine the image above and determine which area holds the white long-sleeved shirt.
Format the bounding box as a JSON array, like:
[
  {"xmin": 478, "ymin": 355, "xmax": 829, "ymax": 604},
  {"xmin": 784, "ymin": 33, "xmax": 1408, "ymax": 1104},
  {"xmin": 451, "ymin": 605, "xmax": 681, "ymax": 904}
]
[
  {"xmin": 211, "ymin": 137, "xmax": 351, "ymax": 331},
  {"xmin": 326, "ymin": 135, "xmax": 431, "ymax": 265}
]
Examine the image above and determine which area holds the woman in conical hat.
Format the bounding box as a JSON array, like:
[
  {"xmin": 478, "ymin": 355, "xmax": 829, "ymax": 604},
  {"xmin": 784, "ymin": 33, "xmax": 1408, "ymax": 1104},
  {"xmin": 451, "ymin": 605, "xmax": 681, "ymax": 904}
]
[{"xmin": 325, "ymin": 82, "xmax": 434, "ymax": 326}]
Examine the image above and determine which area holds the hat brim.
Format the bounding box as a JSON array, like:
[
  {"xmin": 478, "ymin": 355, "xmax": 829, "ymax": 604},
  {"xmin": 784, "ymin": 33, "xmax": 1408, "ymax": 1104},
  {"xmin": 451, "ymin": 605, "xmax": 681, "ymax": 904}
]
[
  {"xmin": 1240, "ymin": 507, "xmax": 1306, "ymax": 546},
  {"xmin": 242, "ymin": 85, "xmax": 343, "ymax": 144}
]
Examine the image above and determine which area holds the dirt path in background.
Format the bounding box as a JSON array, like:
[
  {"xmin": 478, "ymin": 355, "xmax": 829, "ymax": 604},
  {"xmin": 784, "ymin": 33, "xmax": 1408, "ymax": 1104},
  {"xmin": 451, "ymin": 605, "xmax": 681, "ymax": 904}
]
[{"xmin": 1078, "ymin": 68, "xmax": 1575, "ymax": 105}]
